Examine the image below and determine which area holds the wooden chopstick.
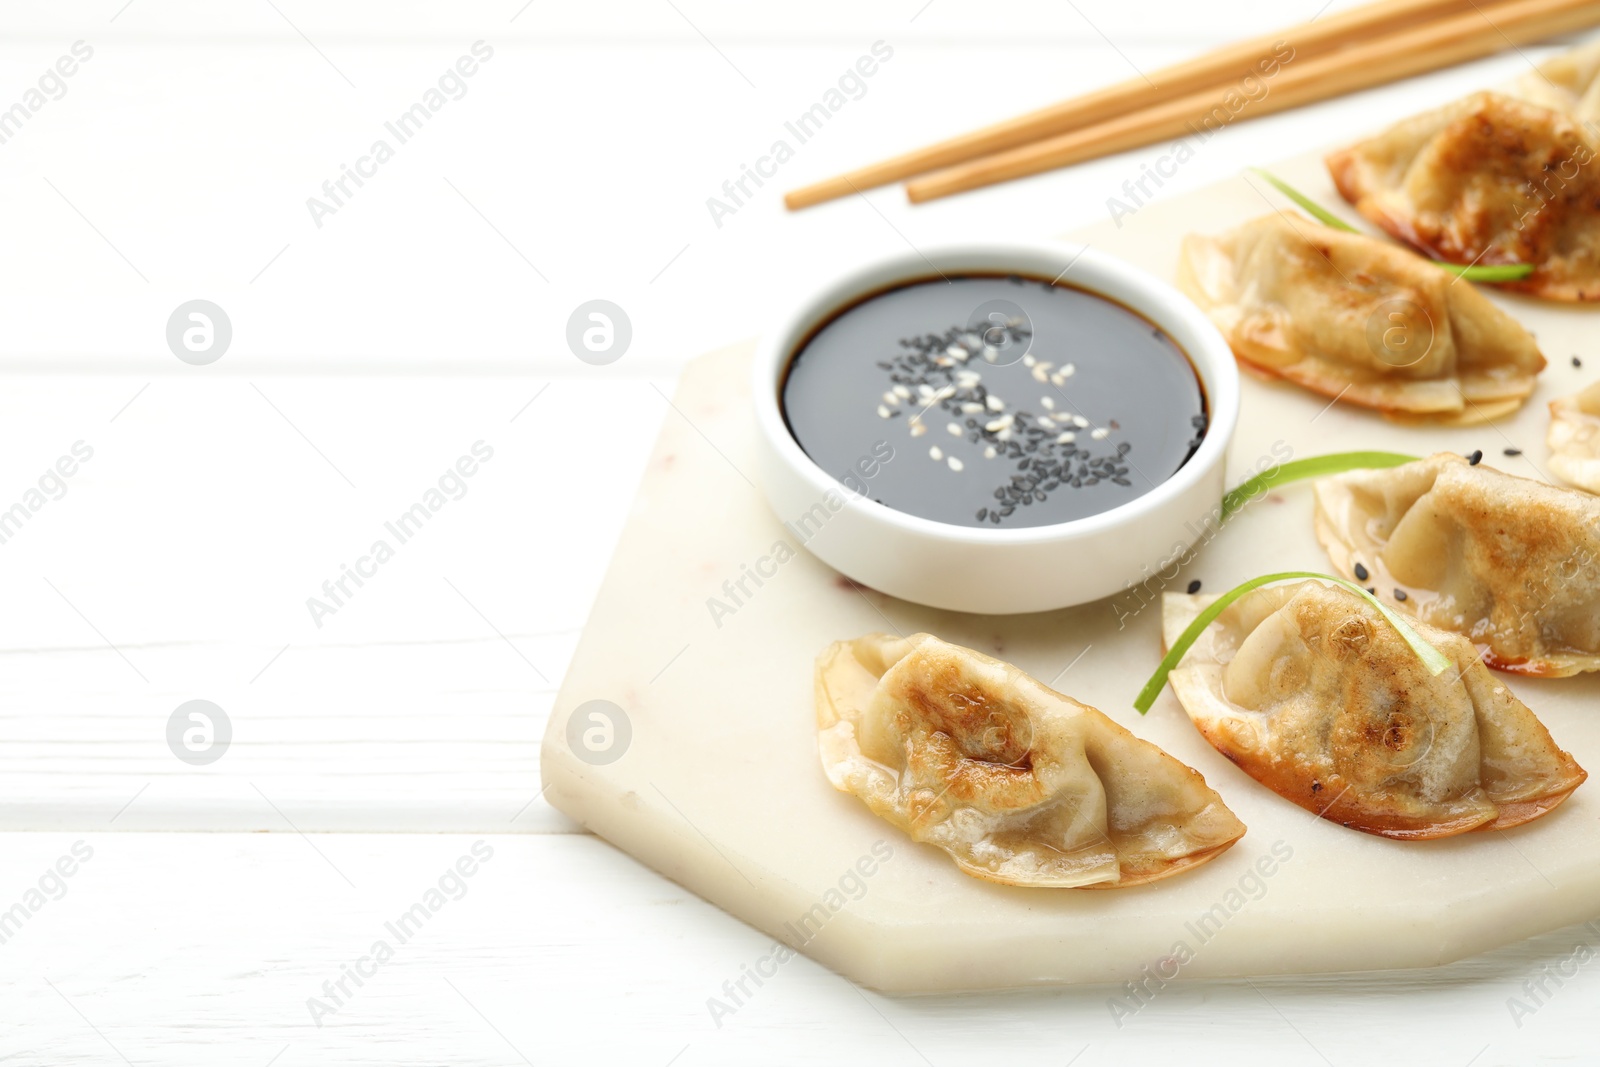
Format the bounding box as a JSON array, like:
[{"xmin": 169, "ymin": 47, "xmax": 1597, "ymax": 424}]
[
  {"xmin": 783, "ymin": 0, "xmax": 1508, "ymax": 211},
  {"xmin": 904, "ymin": 0, "xmax": 1600, "ymax": 203}
]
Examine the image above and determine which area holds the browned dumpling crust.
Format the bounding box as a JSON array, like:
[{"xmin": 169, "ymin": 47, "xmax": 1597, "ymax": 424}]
[
  {"xmin": 814, "ymin": 633, "xmax": 1245, "ymax": 889},
  {"xmin": 1326, "ymin": 89, "xmax": 1600, "ymax": 302},
  {"xmin": 1314, "ymin": 452, "xmax": 1600, "ymax": 676},
  {"xmin": 1161, "ymin": 581, "xmax": 1586, "ymax": 839},
  {"xmin": 1548, "ymin": 380, "xmax": 1600, "ymax": 493},
  {"xmin": 1177, "ymin": 212, "xmax": 1544, "ymax": 424}
]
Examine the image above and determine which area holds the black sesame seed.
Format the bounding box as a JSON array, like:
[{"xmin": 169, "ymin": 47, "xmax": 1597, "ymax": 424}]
[
  {"xmin": 1394, "ymin": 588, "xmax": 1407, "ymax": 601},
  {"xmin": 1504, "ymin": 447, "xmax": 1522, "ymax": 456},
  {"xmin": 993, "ymin": 488, "xmax": 1006, "ymax": 500},
  {"xmin": 1367, "ymin": 587, "xmax": 1376, "ymax": 595},
  {"xmin": 1112, "ymin": 477, "xmax": 1131, "ymax": 486},
  {"xmin": 1000, "ymin": 506, "xmax": 1015, "ymax": 516},
  {"xmin": 1187, "ymin": 579, "xmax": 1202, "ymax": 594},
  {"xmin": 976, "ymin": 507, "xmax": 987, "ymax": 521},
  {"xmin": 1574, "ymin": 356, "xmax": 1583, "ymax": 368},
  {"xmin": 1354, "ymin": 562, "xmax": 1369, "ymax": 581},
  {"xmin": 1468, "ymin": 449, "xmax": 1483, "ymax": 465}
]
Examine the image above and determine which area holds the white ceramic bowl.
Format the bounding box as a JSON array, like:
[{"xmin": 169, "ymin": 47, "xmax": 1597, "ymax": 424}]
[{"xmin": 751, "ymin": 241, "xmax": 1238, "ymax": 614}]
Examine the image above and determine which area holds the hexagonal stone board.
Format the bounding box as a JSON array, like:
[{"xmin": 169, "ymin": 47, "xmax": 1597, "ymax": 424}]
[{"xmin": 540, "ymin": 154, "xmax": 1600, "ymax": 991}]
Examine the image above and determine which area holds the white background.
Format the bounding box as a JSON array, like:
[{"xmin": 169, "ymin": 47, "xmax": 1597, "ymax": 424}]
[{"xmin": 1, "ymin": 1, "xmax": 1596, "ymax": 1063}]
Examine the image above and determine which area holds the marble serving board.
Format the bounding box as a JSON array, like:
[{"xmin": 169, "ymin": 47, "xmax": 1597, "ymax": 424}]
[{"xmin": 540, "ymin": 150, "xmax": 1600, "ymax": 992}]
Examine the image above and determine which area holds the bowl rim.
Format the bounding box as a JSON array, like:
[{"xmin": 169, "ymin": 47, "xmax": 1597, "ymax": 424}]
[{"xmin": 751, "ymin": 239, "xmax": 1239, "ymax": 546}]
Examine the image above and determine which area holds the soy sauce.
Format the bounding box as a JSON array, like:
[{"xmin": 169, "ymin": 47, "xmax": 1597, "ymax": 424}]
[{"xmin": 780, "ymin": 274, "xmax": 1206, "ymax": 529}]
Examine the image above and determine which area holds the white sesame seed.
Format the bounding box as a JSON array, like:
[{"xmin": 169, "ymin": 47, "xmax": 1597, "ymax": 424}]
[
  {"xmin": 947, "ymin": 345, "xmax": 967, "ymax": 359},
  {"xmin": 893, "ymin": 385, "xmax": 911, "ymax": 398},
  {"xmin": 1061, "ymin": 363, "xmax": 1076, "ymax": 377},
  {"xmin": 877, "ymin": 404, "xmax": 892, "ymax": 418},
  {"xmin": 984, "ymin": 414, "xmax": 1013, "ymax": 432},
  {"xmin": 960, "ymin": 401, "xmax": 984, "ymax": 414},
  {"xmin": 882, "ymin": 391, "xmax": 900, "ymax": 406},
  {"xmin": 1090, "ymin": 427, "xmax": 1110, "ymax": 440},
  {"xmin": 982, "ymin": 346, "xmax": 999, "ymax": 362},
  {"xmin": 997, "ymin": 428, "xmax": 1012, "ymax": 442},
  {"xmin": 935, "ymin": 356, "xmax": 953, "ymax": 367},
  {"xmin": 1037, "ymin": 415, "xmax": 1055, "ymax": 429},
  {"xmin": 934, "ymin": 385, "xmax": 956, "ymax": 400},
  {"xmin": 917, "ymin": 383, "xmax": 935, "ymax": 398},
  {"xmin": 929, "ymin": 446, "xmax": 943, "ymax": 461},
  {"xmin": 947, "ymin": 422, "xmax": 963, "ymax": 436},
  {"xmin": 1056, "ymin": 431, "xmax": 1076, "ymax": 444},
  {"xmin": 986, "ymin": 395, "xmax": 1004, "ymax": 411},
  {"xmin": 1040, "ymin": 396, "xmax": 1055, "ymax": 410},
  {"xmin": 1023, "ymin": 354, "xmax": 1036, "ymax": 367},
  {"xmin": 1031, "ymin": 364, "xmax": 1050, "ymax": 382},
  {"xmin": 947, "ymin": 456, "xmax": 964, "ymax": 472},
  {"xmin": 1072, "ymin": 414, "xmax": 1090, "ymax": 428},
  {"xmin": 984, "ymin": 446, "xmax": 997, "ymax": 459},
  {"xmin": 956, "ymin": 371, "xmax": 981, "ymax": 387},
  {"xmin": 910, "ymin": 421, "xmax": 927, "ymax": 437}
]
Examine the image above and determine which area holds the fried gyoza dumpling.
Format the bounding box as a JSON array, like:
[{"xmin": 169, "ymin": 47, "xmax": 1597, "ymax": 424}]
[
  {"xmin": 1177, "ymin": 212, "xmax": 1544, "ymax": 423},
  {"xmin": 1314, "ymin": 452, "xmax": 1600, "ymax": 676},
  {"xmin": 815, "ymin": 633, "xmax": 1245, "ymax": 888},
  {"xmin": 1326, "ymin": 89, "xmax": 1600, "ymax": 301},
  {"xmin": 1507, "ymin": 38, "xmax": 1600, "ymax": 124},
  {"xmin": 1161, "ymin": 581, "xmax": 1585, "ymax": 839},
  {"xmin": 1548, "ymin": 380, "xmax": 1600, "ymax": 492}
]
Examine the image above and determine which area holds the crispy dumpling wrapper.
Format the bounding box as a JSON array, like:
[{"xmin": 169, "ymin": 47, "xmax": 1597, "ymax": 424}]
[
  {"xmin": 1326, "ymin": 84, "xmax": 1600, "ymax": 301},
  {"xmin": 1548, "ymin": 380, "xmax": 1600, "ymax": 492},
  {"xmin": 1314, "ymin": 452, "xmax": 1600, "ymax": 676},
  {"xmin": 1508, "ymin": 38, "xmax": 1600, "ymax": 125},
  {"xmin": 1177, "ymin": 212, "xmax": 1543, "ymax": 423},
  {"xmin": 814, "ymin": 633, "xmax": 1245, "ymax": 889},
  {"xmin": 1161, "ymin": 581, "xmax": 1585, "ymax": 839}
]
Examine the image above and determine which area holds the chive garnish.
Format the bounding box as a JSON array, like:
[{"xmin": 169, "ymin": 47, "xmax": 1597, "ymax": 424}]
[
  {"xmin": 1249, "ymin": 168, "xmax": 1358, "ymax": 232},
  {"xmin": 1432, "ymin": 261, "xmax": 1537, "ymax": 282},
  {"xmin": 1134, "ymin": 571, "xmax": 1451, "ymax": 715},
  {"xmin": 1249, "ymin": 168, "xmax": 1534, "ymax": 283},
  {"xmin": 1221, "ymin": 450, "xmax": 1417, "ymax": 520}
]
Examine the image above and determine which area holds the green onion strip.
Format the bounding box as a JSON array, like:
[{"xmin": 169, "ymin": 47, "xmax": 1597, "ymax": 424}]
[{"xmin": 1135, "ymin": 571, "xmax": 1451, "ymax": 715}]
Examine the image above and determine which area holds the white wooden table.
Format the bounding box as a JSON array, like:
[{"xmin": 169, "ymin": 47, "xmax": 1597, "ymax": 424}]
[{"xmin": 2, "ymin": 2, "xmax": 1595, "ymax": 1062}]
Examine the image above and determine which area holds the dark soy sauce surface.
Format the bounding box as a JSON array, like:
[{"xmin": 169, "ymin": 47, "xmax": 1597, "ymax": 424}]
[{"xmin": 781, "ymin": 274, "xmax": 1206, "ymax": 529}]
